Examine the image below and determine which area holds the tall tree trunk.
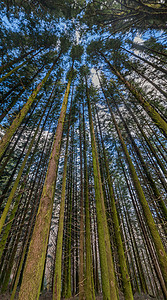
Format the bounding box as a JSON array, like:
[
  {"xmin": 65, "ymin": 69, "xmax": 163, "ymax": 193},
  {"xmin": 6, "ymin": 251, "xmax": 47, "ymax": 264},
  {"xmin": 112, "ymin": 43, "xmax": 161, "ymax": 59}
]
[
  {"xmin": 10, "ymin": 180, "xmax": 43, "ymax": 300},
  {"xmin": 53, "ymin": 99, "xmax": 72, "ymax": 300},
  {"xmin": 120, "ymin": 159, "xmax": 167, "ymax": 298},
  {"xmin": 0, "ymin": 89, "xmax": 55, "ymax": 236},
  {"xmin": 18, "ymin": 65, "xmax": 73, "ymax": 300},
  {"xmin": 111, "ymin": 87, "xmax": 167, "ymax": 176},
  {"xmin": 95, "ymin": 106, "xmax": 134, "ymax": 300},
  {"xmin": 64, "ymin": 125, "xmax": 74, "ymax": 298},
  {"xmin": 83, "ymin": 103, "xmax": 95, "ymax": 300},
  {"xmin": 0, "ymin": 92, "xmax": 55, "ymax": 260},
  {"xmin": 0, "ymin": 98, "xmax": 40, "ymax": 179},
  {"xmin": 103, "ymin": 90, "xmax": 167, "ymax": 294},
  {"xmin": 112, "ymin": 99, "xmax": 167, "ymax": 220},
  {"xmin": 78, "ymin": 103, "xmax": 84, "ymax": 300},
  {"xmin": 86, "ymin": 77, "xmax": 118, "ymax": 300}
]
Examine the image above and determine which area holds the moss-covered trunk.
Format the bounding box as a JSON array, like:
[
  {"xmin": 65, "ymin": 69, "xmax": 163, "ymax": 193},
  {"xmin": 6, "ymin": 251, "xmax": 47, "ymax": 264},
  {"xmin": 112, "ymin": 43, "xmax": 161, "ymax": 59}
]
[
  {"xmin": 116, "ymin": 90, "xmax": 167, "ymax": 176},
  {"xmin": 0, "ymin": 49, "xmax": 35, "ymax": 74},
  {"xmin": 100, "ymin": 51, "xmax": 167, "ymax": 138},
  {"xmin": 0, "ymin": 53, "xmax": 60, "ymax": 160},
  {"xmin": 0, "ymin": 49, "xmax": 41, "ymax": 84},
  {"xmin": 83, "ymin": 104, "xmax": 95, "ymax": 300},
  {"xmin": 0, "ymin": 99, "xmax": 39, "ymax": 179},
  {"xmin": 10, "ymin": 140, "xmax": 51, "ymax": 300},
  {"xmin": 0, "ymin": 116, "xmax": 42, "ymax": 236},
  {"xmin": 113, "ymin": 100, "xmax": 167, "ymax": 220},
  {"xmin": 0, "ymin": 91, "xmax": 54, "ymax": 237},
  {"xmin": 0, "ymin": 64, "xmax": 44, "ymax": 123},
  {"xmin": 119, "ymin": 155, "xmax": 166, "ymax": 297},
  {"xmin": 104, "ymin": 93, "xmax": 167, "ymax": 295},
  {"xmin": 53, "ymin": 100, "xmax": 71, "ymax": 300},
  {"xmin": 86, "ymin": 78, "xmax": 118, "ymax": 300},
  {"xmin": 0, "ymin": 92, "xmax": 55, "ymax": 263},
  {"xmin": 96, "ymin": 106, "xmax": 133, "ymax": 300},
  {"xmin": 78, "ymin": 105, "xmax": 85, "ymax": 300},
  {"xmin": 64, "ymin": 125, "xmax": 74, "ymax": 298},
  {"xmin": 18, "ymin": 66, "xmax": 73, "ymax": 300}
]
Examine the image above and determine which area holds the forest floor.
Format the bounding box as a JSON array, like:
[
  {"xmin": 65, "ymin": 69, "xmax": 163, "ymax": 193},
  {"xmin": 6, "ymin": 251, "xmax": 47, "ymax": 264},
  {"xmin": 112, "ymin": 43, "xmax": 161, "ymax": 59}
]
[{"xmin": 0, "ymin": 291, "xmax": 164, "ymax": 300}]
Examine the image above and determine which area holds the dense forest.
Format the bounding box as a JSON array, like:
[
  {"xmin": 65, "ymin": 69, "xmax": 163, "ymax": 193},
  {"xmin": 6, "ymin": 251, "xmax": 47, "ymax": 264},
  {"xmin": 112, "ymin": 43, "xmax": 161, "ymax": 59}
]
[{"xmin": 0, "ymin": 1, "xmax": 167, "ymax": 299}]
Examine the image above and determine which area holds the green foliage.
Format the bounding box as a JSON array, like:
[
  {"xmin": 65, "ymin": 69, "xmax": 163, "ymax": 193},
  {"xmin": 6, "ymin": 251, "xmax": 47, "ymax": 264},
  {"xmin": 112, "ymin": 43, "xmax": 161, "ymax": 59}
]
[{"xmin": 70, "ymin": 44, "xmax": 84, "ymax": 62}]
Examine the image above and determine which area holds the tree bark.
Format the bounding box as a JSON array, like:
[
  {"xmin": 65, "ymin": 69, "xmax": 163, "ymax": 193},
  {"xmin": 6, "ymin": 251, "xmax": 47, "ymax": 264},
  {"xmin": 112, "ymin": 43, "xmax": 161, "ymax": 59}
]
[{"xmin": 18, "ymin": 66, "xmax": 73, "ymax": 300}]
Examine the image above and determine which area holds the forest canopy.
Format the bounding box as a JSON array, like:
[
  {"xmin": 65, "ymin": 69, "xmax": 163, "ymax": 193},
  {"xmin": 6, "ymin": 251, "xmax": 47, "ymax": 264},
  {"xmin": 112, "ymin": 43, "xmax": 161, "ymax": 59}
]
[{"xmin": 0, "ymin": 1, "xmax": 167, "ymax": 300}]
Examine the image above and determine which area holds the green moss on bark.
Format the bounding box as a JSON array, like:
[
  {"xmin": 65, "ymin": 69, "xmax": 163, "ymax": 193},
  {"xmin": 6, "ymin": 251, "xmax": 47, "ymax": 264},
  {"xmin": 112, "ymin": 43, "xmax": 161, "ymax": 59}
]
[
  {"xmin": 96, "ymin": 108, "xmax": 133, "ymax": 300},
  {"xmin": 18, "ymin": 67, "xmax": 73, "ymax": 300},
  {"xmin": 86, "ymin": 79, "xmax": 118, "ymax": 300},
  {"xmin": 108, "ymin": 105, "xmax": 167, "ymax": 294},
  {"xmin": 0, "ymin": 56, "xmax": 59, "ymax": 160},
  {"xmin": 100, "ymin": 52, "xmax": 167, "ymax": 138},
  {"xmin": 83, "ymin": 112, "xmax": 95, "ymax": 300}
]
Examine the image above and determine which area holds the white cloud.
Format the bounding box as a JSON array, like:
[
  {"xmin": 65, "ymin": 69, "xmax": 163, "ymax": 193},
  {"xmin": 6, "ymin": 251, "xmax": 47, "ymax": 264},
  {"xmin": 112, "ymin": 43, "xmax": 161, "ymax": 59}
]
[
  {"xmin": 134, "ymin": 34, "xmax": 144, "ymax": 45},
  {"xmin": 91, "ymin": 68, "xmax": 100, "ymax": 87},
  {"xmin": 75, "ymin": 30, "xmax": 80, "ymax": 44}
]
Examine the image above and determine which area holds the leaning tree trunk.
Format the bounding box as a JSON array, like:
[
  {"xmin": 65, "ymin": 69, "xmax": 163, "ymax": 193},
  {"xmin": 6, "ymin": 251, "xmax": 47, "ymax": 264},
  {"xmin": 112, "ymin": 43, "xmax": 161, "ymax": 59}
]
[
  {"xmin": 131, "ymin": 42, "xmax": 167, "ymax": 59},
  {"xmin": 121, "ymin": 47, "xmax": 167, "ymax": 76},
  {"xmin": 0, "ymin": 64, "xmax": 44, "ymax": 123},
  {"xmin": 0, "ymin": 98, "xmax": 40, "ymax": 179},
  {"xmin": 0, "ymin": 49, "xmax": 41, "ymax": 84},
  {"xmin": 0, "ymin": 91, "xmax": 55, "ymax": 260},
  {"xmin": 0, "ymin": 49, "xmax": 36, "ymax": 74},
  {"xmin": 0, "ymin": 89, "xmax": 55, "ymax": 236},
  {"xmin": 112, "ymin": 86, "xmax": 167, "ymax": 176},
  {"xmin": 112, "ymin": 99, "xmax": 167, "ymax": 220},
  {"xmin": 0, "ymin": 53, "xmax": 61, "ymax": 160},
  {"xmin": 99, "ymin": 51, "xmax": 167, "ymax": 138},
  {"xmin": 126, "ymin": 61, "xmax": 167, "ymax": 99},
  {"xmin": 18, "ymin": 65, "xmax": 73, "ymax": 300},
  {"xmin": 103, "ymin": 90, "xmax": 167, "ymax": 295}
]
